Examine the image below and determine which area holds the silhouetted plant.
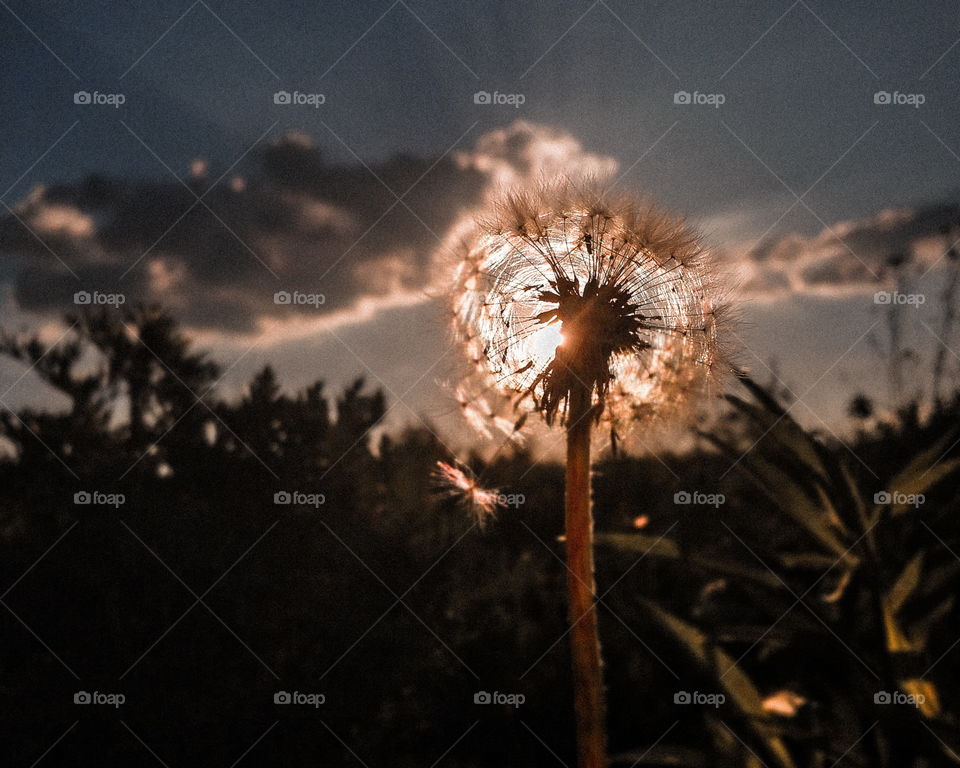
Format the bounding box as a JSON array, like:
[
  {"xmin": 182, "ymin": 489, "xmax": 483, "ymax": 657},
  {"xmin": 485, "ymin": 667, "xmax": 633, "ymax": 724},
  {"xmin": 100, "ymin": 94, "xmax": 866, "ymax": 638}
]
[
  {"xmin": 599, "ymin": 373, "xmax": 960, "ymax": 767},
  {"xmin": 451, "ymin": 180, "xmax": 728, "ymax": 768}
]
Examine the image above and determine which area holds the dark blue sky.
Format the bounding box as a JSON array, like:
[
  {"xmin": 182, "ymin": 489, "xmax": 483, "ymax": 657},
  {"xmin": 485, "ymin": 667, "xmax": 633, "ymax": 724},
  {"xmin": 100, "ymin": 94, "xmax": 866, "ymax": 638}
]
[{"xmin": 4, "ymin": 0, "xmax": 959, "ymax": 216}]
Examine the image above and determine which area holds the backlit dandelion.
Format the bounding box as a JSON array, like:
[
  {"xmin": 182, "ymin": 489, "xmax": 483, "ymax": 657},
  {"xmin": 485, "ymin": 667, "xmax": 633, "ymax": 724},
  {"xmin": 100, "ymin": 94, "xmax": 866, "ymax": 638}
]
[
  {"xmin": 450, "ymin": 179, "xmax": 729, "ymax": 768},
  {"xmin": 453, "ymin": 180, "xmax": 724, "ymax": 436}
]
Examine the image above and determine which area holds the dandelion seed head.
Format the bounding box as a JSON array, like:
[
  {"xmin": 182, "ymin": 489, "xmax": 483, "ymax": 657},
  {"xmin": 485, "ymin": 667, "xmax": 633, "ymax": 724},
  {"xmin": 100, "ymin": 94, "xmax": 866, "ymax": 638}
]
[{"xmin": 452, "ymin": 179, "xmax": 727, "ymax": 434}]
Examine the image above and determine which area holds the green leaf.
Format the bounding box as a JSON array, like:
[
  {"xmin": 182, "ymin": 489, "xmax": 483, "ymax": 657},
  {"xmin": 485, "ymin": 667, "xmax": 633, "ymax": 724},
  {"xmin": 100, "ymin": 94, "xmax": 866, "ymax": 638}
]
[
  {"xmin": 733, "ymin": 371, "xmax": 788, "ymax": 417},
  {"xmin": 777, "ymin": 552, "xmax": 845, "ymax": 570},
  {"xmin": 726, "ymin": 393, "xmax": 829, "ymax": 483},
  {"xmin": 839, "ymin": 461, "xmax": 874, "ymax": 541},
  {"xmin": 703, "ymin": 428, "xmax": 852, "ymax": 561},
  {"xmin": 639, "ymin": 599, "xmax": 798, "ymax": 768},
  {"xmin": 737, "ymin": 451, "xmax": 851, "ymax": 561},
  {"xmin": 885, "ymin": 552, "xmax": 924, "ymax": 617},
  {"xmin": 596, "ymin": 532, "xmax": 785, "ymax": 591},
  {"xmin": 909, "ymin": 596, "xmax": 955, "ymax": 649},
  {"xmin": 610, "ymin": 744, "xmax": 707, "ymax": 767},
  {"xmin": 880, "ymin": 431, "xmax": 960, "ymax": 516},
  {"xmin": 593, "ymin": 532, "xmax": 680, "ymax": 559}
]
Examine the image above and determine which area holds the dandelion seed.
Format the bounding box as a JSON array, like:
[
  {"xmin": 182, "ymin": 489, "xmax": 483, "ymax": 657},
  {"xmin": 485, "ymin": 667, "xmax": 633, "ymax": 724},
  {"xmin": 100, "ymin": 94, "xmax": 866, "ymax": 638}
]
[
  {"xmin": 432, "ymin": 460, "xmax": 504, "ymax": 526},
  {"xmin": 492, "ymin": 415, "xmax": 523, "ymax": 442},
  {"xmin": 460, "ymin": 401, "xmax": 493, "ymax": 440}
]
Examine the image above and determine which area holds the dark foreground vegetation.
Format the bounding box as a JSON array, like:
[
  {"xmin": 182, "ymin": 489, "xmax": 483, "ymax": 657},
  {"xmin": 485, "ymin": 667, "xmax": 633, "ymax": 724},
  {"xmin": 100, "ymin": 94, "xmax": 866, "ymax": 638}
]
[{"xmin": 1, "ymin": 306, "xmax": 958, "ymax": 766}]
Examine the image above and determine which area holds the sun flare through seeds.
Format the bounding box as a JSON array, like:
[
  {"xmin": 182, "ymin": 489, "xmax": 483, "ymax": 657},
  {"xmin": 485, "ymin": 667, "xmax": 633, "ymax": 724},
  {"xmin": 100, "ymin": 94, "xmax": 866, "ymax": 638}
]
[{"xmin": 453, "ymin": 181, "xmax": 724, "ymax": 430}]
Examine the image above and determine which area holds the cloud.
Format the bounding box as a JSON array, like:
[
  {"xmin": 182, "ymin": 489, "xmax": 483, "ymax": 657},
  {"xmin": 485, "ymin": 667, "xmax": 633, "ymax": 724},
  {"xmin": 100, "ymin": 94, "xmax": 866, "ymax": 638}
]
[
  {"xmin": 737, "ymin": 201, "xmax": 960, "ymax": 299},
  {"xmin": 453, "ymin": 120, "xmax": 618, "ymax": 184},
  {"xmin": 1, "ymin": 121, "xmax": 618, "ymax": 337}
]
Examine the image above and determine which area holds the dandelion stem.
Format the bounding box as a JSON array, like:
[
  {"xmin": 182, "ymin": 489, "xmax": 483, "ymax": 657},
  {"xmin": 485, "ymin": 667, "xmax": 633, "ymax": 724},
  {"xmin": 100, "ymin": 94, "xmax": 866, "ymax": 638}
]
[{"xmin": 565, "ymin": 381, "xmax": 607, "ymax": 768}]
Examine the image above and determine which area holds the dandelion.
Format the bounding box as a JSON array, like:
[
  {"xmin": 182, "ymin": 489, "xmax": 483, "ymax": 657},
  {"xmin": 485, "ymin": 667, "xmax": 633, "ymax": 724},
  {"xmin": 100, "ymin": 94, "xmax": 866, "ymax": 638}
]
[
  {"xmin": 432, "ymin": 460, "xmax": 504, "ymax": 526},
  {"xmin": 451, "ymin": 179, "xmax": 727, "ymax": 768},
  {"xmin": 454, "ymin": 180, "xmax": 724, "ymax": 434}
]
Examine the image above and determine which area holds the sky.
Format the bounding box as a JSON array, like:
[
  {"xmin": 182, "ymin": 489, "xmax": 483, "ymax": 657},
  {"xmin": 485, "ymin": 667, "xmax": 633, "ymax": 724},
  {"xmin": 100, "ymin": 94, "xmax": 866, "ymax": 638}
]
[{"xmin": 2, "ymin": 0, "xmax": 960, "ymax": 449}]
